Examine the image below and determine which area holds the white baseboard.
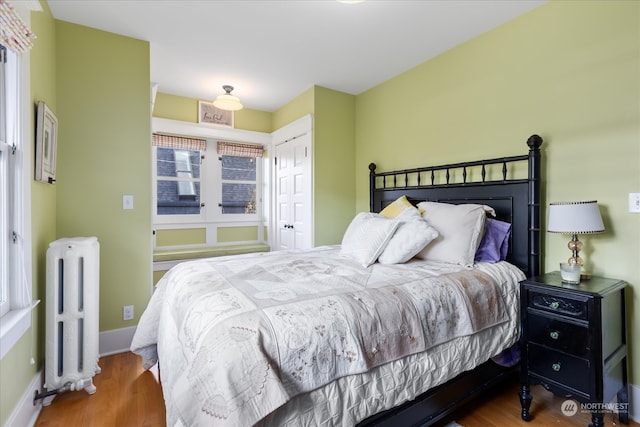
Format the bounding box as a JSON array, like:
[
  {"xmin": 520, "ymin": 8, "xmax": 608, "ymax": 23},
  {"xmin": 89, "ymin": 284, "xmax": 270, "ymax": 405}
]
[
  {"xmin": 4, "ymin": 328, "xmax": 136, "ymax": 427},
  {"xmin": 98, "ymin": 326, "xmax": 137, "ymax": 357},
  {"xmin": 630, "ymin": 382, "xmax": 639, "ymax": 422},
  {"xmin": 5, "ymin": 369, "xmax": 43, "ymax": 427}
]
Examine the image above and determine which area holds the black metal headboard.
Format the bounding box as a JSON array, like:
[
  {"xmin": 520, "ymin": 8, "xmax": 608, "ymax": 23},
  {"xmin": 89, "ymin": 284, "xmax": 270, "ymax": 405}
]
[{"xmin": 369, "ymin": 135, "xmax": 543, "ymax": 278}]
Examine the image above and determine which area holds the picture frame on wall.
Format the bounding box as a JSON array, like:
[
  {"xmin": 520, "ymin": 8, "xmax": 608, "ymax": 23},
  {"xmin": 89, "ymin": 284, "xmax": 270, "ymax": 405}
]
[
  {"xmin": 35, "ymin": 101, "xmax": 58, "ymax": 184},
  {"xmin": 198, "ymin": 100, "xmax": 234, "ymax": 127}
]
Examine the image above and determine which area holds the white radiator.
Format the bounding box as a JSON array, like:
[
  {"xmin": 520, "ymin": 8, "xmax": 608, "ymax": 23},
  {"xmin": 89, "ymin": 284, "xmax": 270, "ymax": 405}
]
[{"xmin": 44, "ymin": 237, "xmax": 100, "ymax": 405}]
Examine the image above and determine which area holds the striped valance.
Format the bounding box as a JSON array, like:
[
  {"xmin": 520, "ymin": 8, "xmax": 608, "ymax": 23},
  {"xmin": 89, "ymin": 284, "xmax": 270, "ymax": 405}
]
[
  {"xmin": 152, "ymin": 133, "xmax": 207, "ymax": 151},
  {"xmin": 217, "ymin": 141, "xmax": 264, "ymax": 158},
  {"xmin": 0, "ymin": 0, "xmax": 36, "ymax": 53}
]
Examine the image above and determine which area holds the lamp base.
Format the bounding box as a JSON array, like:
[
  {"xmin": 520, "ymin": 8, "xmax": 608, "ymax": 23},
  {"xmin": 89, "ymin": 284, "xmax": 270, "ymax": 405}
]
[{"xmin": 567, "ymin": 234, "xmax": 584, "ymax": 267}]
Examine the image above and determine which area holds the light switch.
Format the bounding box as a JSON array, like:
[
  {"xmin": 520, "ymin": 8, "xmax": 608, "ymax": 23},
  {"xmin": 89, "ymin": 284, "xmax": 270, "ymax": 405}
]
[
  {"xmin": 123, "ymin": 195, "xmax": 134, "ymax": 210},
  {"xmin": 629, "ymin": 193, "xmax": 640, "ymax": 213}
]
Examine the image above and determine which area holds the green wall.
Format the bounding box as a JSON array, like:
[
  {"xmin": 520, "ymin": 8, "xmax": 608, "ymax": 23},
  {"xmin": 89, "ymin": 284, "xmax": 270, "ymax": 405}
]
[
  {"xmin": 272, "ymin": 86, "xmax": 314, "ymax": 131},
  {"xmin": 155, "ymin": 228, "xmax": 206, "ymax": 246},
  {"xmin": 313, "ymin": 87, "xmax": 356, "ymax": 245},
  {"xmin": 55, "ymin": 22, "xmax": 151, "ymax": 332},
  {"xmin": 217, "ymin": 226, "xmax": 259, "ymax": 243},
  {"xmin": 0, "ymin": 2, "xmax": 57, "ymax": 424},
  {"xmin": 355, "ymin": 0, "xmax": 640, "ymax": 384}
]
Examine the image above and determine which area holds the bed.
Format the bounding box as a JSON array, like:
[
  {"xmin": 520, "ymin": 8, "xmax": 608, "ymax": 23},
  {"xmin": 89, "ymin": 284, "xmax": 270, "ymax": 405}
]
[{"xmin": 131, "ymin": 134, "xmax": 543, "ymax": 427}]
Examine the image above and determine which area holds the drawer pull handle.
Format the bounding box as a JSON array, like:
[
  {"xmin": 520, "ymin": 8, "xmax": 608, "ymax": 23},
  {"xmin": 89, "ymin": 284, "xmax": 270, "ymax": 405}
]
[
  {"xmin": 549, "ymin": 331, "xmax": 560, "ymax": 340},
  {"xmin": 552, "ymin": 363, "xmax": 561, "ymax": 372},
  {"xmin": 550, "ymin": 301, "xmax": 560, "ymax": 309}
]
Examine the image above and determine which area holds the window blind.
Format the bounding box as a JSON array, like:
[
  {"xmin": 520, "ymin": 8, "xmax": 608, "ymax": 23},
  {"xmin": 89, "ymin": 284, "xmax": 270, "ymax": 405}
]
[
  {"xmin": 0, "ymin": 0, "xmax": 36, "ymax": 54},
  {"xmin": 217, "ymin": 141, "xmax": 264, "ymax": 158},
  {"xmin": 152, "ymin": 133, "xmax": 207, "ymax": 151}
]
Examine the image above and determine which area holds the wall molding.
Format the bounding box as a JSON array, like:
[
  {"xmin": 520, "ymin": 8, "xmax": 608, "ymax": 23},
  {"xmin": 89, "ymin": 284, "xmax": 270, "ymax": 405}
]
[
  {"xmin": 152, "ymin": 117, "xmax": 271, "ymax": 145},
  {"xmin": 630, "ymin": 383, "xmax": 639, "ymax": 423},
  {"xmin": 5, "ymin": 369, "xmax": 42, "ymax": 427},
  {"xmin": 5, "ymin": 328, "xmax": 135, "ymax": 427},
  {"xmin": 98, "ymin": 326, "xmax": 137, "ymax": 357}
]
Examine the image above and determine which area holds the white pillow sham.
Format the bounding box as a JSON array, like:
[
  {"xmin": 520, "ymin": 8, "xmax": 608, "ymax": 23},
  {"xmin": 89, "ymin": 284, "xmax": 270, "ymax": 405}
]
[
  {"xmin": 415, "ymin": 202, "xmax": 494, "ymax": 268},
  {"xmin": 378, "ymin": 208, "xmax": 439, "ymax": 264},
  {"xmin": 340, "ymin": 212, "xmax": 399, "ymax": 267}
]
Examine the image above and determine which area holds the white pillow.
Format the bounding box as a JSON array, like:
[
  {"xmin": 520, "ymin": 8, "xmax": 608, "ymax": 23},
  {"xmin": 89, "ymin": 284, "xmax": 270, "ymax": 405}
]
[
  {"xmin": 340, "ymin": 212, "xmax": 399, "ymax": 267},
  {"xmin": 415, "ymin": 202, "xmax": 493, "ymax": 267},
  {"xmin": 378, "ymin": 208, "xmax": 439, "ymax": 264}
]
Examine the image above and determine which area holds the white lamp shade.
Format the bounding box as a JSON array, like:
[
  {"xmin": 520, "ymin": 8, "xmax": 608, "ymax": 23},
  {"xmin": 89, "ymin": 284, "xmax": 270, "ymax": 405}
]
[
  {"xmin": 547, "ymin": 200, "xmax": 605, "ymax": 234},
  {"xmin": 213, "ymin": 93, "xmax": 243, "ymax": 111}
]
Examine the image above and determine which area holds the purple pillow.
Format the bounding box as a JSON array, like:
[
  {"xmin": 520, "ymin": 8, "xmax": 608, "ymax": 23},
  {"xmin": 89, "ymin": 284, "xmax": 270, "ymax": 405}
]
[
  {"xmin": 475, "ymin": 218, "xmax": 511, "ymax": 263},
  {"xmin": 492, "ymin": 344, "xmax": 520, "ymax": 367}
]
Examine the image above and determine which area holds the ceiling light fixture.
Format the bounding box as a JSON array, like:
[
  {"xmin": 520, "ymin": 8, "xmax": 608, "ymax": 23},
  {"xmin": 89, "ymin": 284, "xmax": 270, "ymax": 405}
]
[{"xmin": 213, "ymin": 85, "xmax": 243, "ymax": 111}]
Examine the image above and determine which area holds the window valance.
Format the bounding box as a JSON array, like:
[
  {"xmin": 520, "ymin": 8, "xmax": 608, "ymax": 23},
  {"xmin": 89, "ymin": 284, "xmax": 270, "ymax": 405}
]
[
  {"xmin": 0, "ymin": 0, "xmax": 36, "ymax": 53},
  {"xmin": 152, "ymin": 133, "xmax": 206, "ymax": 151},
  {"xmin": 217, "ymin": 141, "xmax": 264, "ymax": 158}
]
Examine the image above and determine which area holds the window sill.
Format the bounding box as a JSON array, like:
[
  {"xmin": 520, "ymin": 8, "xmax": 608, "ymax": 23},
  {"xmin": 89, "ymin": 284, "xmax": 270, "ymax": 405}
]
[
  {"xmin": 0, "ymin": 300, "xmax": 39, "ymax": 360},
  {"xmin": 153, "ymin": 243, "xmax": 270, "ymax": 262}
]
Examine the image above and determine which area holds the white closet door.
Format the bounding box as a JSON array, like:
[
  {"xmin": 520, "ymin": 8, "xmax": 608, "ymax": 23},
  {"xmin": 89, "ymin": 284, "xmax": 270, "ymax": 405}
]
[
  {"xmin": 289, "ymin": 134, "xmax": 311, "ymax": 249},
  {"xmin": 275, "ymin": 141, "xmax": 293, "ymax": 250},
  {"xmin": 275, "ymin": 132, "xmax": 312, "ymax": 250}
]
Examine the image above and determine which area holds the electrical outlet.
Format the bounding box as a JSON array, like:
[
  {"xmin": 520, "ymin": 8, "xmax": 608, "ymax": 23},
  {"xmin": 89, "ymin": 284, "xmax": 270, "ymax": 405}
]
[
  {"xmin": 123, "ymin": 305, "xmax": 134, "ymax": 321},
  {"xmin": 629, "ymin": 193, "xmax": 640, "ymax": 213}
]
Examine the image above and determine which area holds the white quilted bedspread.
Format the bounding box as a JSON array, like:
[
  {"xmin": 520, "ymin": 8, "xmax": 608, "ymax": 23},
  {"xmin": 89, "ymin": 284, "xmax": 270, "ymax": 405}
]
[{"xmin": 131, "ymin": 246, "xmax": 524, "ymax": 427}]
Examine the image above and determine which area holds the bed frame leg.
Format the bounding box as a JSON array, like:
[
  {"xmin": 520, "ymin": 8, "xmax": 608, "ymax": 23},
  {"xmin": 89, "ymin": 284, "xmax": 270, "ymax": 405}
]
[{"xmin": 519, "ymin": 384, "xmax": 532, "ymax": 421}]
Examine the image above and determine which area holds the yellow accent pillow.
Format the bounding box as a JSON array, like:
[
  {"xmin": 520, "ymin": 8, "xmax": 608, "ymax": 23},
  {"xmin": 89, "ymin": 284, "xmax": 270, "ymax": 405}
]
[{"xmin": 380, "ymin": 195, "xmax": 416, "ymax": 218}]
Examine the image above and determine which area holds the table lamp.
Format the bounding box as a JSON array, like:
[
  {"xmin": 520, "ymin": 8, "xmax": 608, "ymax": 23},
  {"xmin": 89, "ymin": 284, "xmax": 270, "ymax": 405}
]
[{"xmin": 548, "ymin": 200, "xmax": 604, "ymax": 280}]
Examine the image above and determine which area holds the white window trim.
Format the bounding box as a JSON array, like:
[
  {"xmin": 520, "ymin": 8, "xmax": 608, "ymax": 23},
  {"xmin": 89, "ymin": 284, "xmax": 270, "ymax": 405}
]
[
  {"xmin": 155, "ymin": 142, "xmax": 263, "ymax": 224},
  {"xmin": 0, "ymin": 1, "xmax": 36, "ymax": 359},
  {"xmin": 151, "ymin": 118, "xmax": 270, "ymax": 248},
  {"xmin": 152, "ymin": 118, "xmax": 271, "ymax": 147},
  {"xmin": 0, "ymin": 56, "xmax": 8, "ymax": 318}
]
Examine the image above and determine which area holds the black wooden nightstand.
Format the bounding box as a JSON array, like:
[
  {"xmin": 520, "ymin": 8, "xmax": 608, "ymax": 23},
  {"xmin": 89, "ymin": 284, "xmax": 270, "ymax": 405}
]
[{"xmin": 519, "ymin": 272, "xmax": 629, "ymax": 427}]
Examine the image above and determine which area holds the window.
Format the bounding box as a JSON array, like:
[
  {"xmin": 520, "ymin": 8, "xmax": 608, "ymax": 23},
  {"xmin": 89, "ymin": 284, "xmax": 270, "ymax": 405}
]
[
  {"xmin": 220, "ymin": 155, "xmax": 257, "ymax": 214},
  {"xmin": 0, "ymin": 44, "xmax": 12, "ymax": 317},
  {"xmin": 156, "ymin": 147, "xmax": 201, "ymax": 215},
  {"xmin": 174, "ymin": 150, "xmax": 198, "ymax": 198},
  {"xmin": 0, "ymin": 40, "xmax": 34, "ymax": 360},
  {"xmin": 217, "ymin": 140, "xmax": 263, "ymax": 217},
  {"xmin": 152, "ymin": 135, "xmax": 264, "ymax": 224}
]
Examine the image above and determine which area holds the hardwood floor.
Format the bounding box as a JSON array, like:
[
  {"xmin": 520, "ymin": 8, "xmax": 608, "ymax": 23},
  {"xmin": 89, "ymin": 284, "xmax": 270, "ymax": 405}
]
[
  {"xmin": 35, "ymin": 352, "xmax": 637, "ymax": 427},
  {"xmin": 35, "ymin": 352, "xmax": 165, "ymax": 427},
  {"xmin": 437, "ymin": 375, "xmax": 637, "ymax": 427}
]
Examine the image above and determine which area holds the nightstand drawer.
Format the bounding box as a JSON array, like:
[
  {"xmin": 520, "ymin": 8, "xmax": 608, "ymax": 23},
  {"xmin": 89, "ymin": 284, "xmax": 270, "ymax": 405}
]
[
  {"xmin": 527, "ymin": 313, "xmax": 589, "ymax": 357},
  {"xmin": 529, "ymin": 344, "xmax": 589, "ymax": 394},
  {"xmin": 528, "ymin": 291, "xmax": 587, "ymax": 320}
]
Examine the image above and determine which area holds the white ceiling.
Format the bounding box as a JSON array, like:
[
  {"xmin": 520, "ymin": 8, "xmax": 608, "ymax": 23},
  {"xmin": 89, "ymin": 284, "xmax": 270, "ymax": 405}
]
[{"xmin": 47, "ymin": 0, "xmax": 546, "ymax": 112}]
